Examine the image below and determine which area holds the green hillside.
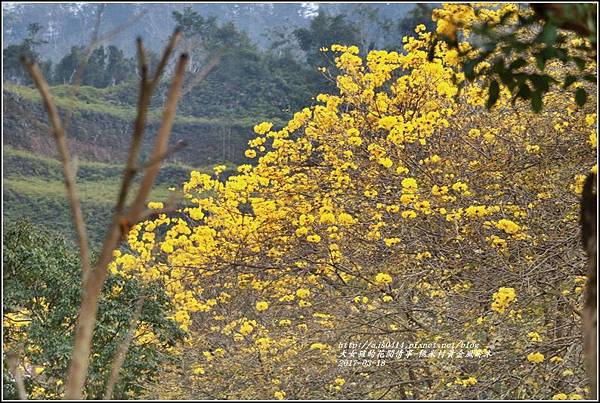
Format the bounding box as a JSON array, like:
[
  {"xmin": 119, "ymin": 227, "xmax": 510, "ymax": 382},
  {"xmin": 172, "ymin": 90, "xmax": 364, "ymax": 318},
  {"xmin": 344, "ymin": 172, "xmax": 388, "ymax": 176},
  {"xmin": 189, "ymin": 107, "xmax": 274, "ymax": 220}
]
[
  {"xmin": 3, "ymin": 146, "xmax": 223, "ymax": 245},
  {"xmin": 4, "ymin": 82, "xmax": 288, "ymax": 127}
]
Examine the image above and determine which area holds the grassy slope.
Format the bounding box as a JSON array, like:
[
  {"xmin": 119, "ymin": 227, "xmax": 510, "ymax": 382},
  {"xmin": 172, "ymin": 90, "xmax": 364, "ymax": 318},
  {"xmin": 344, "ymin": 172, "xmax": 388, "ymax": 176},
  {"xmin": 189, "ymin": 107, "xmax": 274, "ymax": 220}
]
[
  {"xmin": 4, "ymin": 83, "xmax": 287, "ymax": 128},
  {"xmin": 4, "ymin": 80, "xmax": 262, "ymax": 244},
  {"xmin": 3, "ymin": 146, "xmax": 220, "ymax": 245}
]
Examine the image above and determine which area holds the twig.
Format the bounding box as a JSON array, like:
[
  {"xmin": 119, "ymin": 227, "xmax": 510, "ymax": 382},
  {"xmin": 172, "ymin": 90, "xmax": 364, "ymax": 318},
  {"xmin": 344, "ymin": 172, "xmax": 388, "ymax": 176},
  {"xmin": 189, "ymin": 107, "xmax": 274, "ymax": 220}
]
[
  {"xmin": 103, "ymin": 295, "xmax": 146, "ymax": 399},
  {"xmin": 136, "ymin": 37, "xmax": 148, "ymax": 87},
  {"xmin": 150, "ymin": 28, "xmax": 182, "ymax": 88},
  {"xmin": 113, "ymin": 39, "xmax": 151, "ymax": 218},
  {"xmin": 21, "ymin": 57, "xmax": 92, "ymax": 285},
  {"xmin": 126, "ymin": 54, "xmax": 188, "ymax": 225},
  {"xmin": 114, "ymin": 31, "xmax": 180, "ymax": 218}
]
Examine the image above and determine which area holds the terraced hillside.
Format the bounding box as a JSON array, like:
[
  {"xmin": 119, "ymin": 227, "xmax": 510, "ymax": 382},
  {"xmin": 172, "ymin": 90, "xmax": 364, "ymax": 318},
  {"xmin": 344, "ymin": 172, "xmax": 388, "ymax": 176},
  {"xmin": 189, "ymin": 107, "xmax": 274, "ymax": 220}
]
[
  {"xmin": 3, "ymin": 146, "xmax": 227, "ymax": 245},
  {"xmin": 3, "ymin": 81, "xmax": 270, "ymax": 244},
  {"xmin": 3, "ymin": 83, "xmax": 281, "ymax": 166}
]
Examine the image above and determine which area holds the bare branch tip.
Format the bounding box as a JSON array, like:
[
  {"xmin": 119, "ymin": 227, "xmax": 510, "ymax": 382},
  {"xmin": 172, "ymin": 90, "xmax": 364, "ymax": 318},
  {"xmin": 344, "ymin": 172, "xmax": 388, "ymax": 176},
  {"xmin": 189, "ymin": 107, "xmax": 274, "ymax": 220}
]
[{"xmin": 20, "ymin": 55, "xmax": 32, "ymax": 66}]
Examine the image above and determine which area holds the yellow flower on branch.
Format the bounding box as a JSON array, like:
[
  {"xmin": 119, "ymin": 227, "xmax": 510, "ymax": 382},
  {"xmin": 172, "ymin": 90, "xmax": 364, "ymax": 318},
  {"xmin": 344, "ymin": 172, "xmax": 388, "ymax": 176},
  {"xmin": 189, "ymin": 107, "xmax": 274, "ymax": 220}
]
[{"xmin": 527, "ymin": 351, "xmax": 544, "ymax": 363}]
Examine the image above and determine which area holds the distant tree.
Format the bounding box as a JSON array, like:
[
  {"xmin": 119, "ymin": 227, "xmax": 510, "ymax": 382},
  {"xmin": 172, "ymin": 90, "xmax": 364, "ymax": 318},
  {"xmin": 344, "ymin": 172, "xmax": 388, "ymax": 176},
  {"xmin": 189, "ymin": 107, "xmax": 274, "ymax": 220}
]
[
  {"xmin": 348, "ymin": 4, "xmax": 390, "ymax": 52},
  {"xmin": 172, "ymin": 6, "xmax": 245, "ymax": 95},
  {"xmin": 105, "ymin": 45, "xmax": 134, "ymax": 86},
  {"xmin": 293, "ymin": 11, "xmax": 361, "ymax": 67},
  {"xmin": 53, "ymin": 46, "xmax": 84, "ymax": 85},
  {"xmin": 265, "ymin": 25, "xmax": 304, "ymax": 61},
  {"xmin": 172, "ymin": 7, "xmax": 248, "ymax": 60},
  {"xmin": 3, "ymin": 44, "xmax": 34, "ymax": 84},
  {"xmin": 395, "ymin": 4, "xmax": 436, "ymax": 45},
  {"xmin": 82, "ymin": 46, "xmax": 107, "ymax": 87},
  {"xmin": 3, "ymin": 23, "xmax": 49, "ymax": 85},
  {"xmin": 22, "ymin": 23, "xmax": 47, "ymax": 50}
]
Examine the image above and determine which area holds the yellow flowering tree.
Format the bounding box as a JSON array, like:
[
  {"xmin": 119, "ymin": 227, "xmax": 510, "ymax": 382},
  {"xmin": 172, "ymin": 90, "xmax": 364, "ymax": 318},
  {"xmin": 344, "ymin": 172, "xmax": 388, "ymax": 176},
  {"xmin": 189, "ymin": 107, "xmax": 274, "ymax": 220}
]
[
  {"xmin": 108, "ymin": 4, "xmax": 596, "ymax": 400},
  {"xmin": 430, "ymin": 3, "xmax": 596, "ymax": 111}
]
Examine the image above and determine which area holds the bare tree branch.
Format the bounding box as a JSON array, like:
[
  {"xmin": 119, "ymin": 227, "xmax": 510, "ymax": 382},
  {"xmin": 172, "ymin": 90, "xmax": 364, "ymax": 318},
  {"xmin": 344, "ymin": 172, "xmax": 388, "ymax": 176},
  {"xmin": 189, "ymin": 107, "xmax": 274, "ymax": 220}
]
[
  {"xmin": 126, "ymin": 53, "xmax": 188, "ymax": 225},
  {"xmin": 136, "ymin": 37, "xmax": 149, "ymax": 87},
  {"xmin": 21, "ymin": 57, "xmax": 92, "ymax": 285},
  {"xmin": 63, "ymin": 49, "xmax": 188, "ymax": 401},
  {"xmin": 103, "ymin": 295, "xmax": 146, "ymax": 399},
  {"xmin": 150, "ymin": 28, "xmax": 182, "ymax": 88},
  {"xmin": 22, "ymin": 25, "xmax": 198, "ymax": 399},
  {"xmin": 114, "ymin": 31, "xmax": 180, "ymax": 218}
]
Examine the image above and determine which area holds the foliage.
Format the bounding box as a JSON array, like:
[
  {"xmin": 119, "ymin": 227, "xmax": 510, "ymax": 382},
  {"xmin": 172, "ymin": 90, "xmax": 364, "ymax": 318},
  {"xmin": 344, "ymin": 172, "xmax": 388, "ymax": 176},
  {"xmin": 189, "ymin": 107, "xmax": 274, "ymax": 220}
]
[
  {"xmin": 294, "ymin": 11, "xmax": 361, "ymax": 67},
  {"xmin": 430, "ymin": 3, "xmax": 597, "ymax": 111},
  {"xmin": 395, "ymin": 4, "xmax": 436, "ymax": 45},
  {"xmin": 2, "ymin": 220, "xmax": 187, "ymax": 399},
  {"xmin": 173, "ymin": 6, "xmax": 248, "ymax": 57},
  {"xmin": 110, "ymin": 5, "xmax": 596, "ymax": 399},
  {"xmin": 177, "ymin": 48, "xmax": 320, "ymax": 121},
  {"xmin": 53, "ymin": 44, "xmax": 136, "ymax": 87},
  {"xmin": 3, "ymin": 23, "xmax": 50, "ymax": 85}
]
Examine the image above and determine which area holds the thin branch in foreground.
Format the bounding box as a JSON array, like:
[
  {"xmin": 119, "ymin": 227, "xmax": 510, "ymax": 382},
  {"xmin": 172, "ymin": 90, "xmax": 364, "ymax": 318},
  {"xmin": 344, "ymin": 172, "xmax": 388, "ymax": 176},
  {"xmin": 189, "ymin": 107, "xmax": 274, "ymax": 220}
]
[
  {"xmin": 103, "ymin": 295, "xmax": 146, "ymax": 399},
  {"xmin": 20, "ymin": 57, "xmax": 92, "ymax": 285},
  {"xmin": 150, "ymin": 28, "xmax": 182, "ymax": 88},
  {"xmin": 114, "ymin": 31, "xmax": 180, "ymax": 219},
  {"xmin": 63, "ymin": 51, "xmax": 188, "ymax": 401},
  {"xmin": 126, "ymin": 53, "xmax": 189, "ymax": 225}
]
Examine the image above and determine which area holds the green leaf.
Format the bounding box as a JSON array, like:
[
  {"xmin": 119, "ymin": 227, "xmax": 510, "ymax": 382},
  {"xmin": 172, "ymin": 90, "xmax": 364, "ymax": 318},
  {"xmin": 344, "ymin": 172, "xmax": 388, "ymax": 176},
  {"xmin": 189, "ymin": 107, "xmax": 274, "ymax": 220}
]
[
  {"xmin": 492, "ymin": 57, "xmax": 506, "ymax": 74},
  {"xmin": 517, "ymin": 83, "xmax": 532, "ymax": 100},
  {"xmin": 573, "ymin": 57, "xmax": 586, "ymax": 70},
  {"xmin": 530, "ymin": 74, "xmax": 550, "ymax": 92},
  {"xmin": 535, "ymin": 53, "xmax": 546, "ymax": 71},
  {"xmin": 500, "ymin": 72, "xmax": 515, "ymax": 89},
  {"xmin": 563, "ymin": 75, "xmax": 577, "ymax": 89},
  {"xmin": 575, "ymin": 88, "xmax": 587, "ymax": 106},
  {"xmin": 487, "ymin": 80, "xmax": 500, "ymax": 109},
  {"xmin": 464, "ymin": 59, "xmax": 478, "ymax": 80},
  {"xmin": 509, "ymin": 58, "xmax": 527, "ymax": 70},
  {"xmin": 537, "ymin": 23, "xmax": 557, "ymax": 45},
  {"xmin": 531, "ymin": 92, "xmax": 543, "ymax": 113}
]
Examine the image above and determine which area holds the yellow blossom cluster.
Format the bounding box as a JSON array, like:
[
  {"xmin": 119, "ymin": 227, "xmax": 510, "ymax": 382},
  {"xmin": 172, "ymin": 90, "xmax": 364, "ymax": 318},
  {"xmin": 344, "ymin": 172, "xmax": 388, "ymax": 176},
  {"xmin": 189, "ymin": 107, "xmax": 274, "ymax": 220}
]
[{"xmin": 491, "ymin": 287, "xmax": 517, "ymax": 314}]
